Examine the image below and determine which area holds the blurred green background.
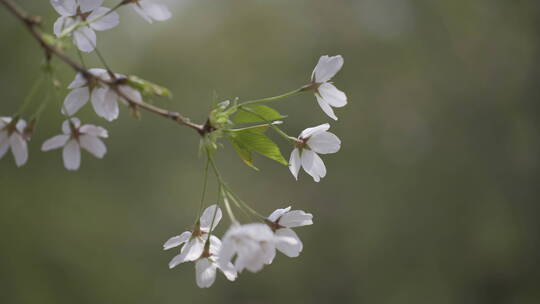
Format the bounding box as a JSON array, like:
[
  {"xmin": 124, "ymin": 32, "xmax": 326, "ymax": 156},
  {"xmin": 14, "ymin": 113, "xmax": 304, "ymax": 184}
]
[{"xmin": 1, "ymin": 0, "xmax": 540, "ymax": 303}]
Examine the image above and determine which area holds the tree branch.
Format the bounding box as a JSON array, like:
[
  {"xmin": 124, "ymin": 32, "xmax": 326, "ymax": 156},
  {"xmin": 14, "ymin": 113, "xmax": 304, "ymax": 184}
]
[{"xmin": 0, "ymin": 0, "xmax": 207, "ymax": 134}]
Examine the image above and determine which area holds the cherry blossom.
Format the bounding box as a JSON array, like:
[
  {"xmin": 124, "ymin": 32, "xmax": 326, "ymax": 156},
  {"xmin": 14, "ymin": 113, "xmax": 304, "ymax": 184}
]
[
  {"xmin": 128, "ymin": 0, "xmax": 172, "ymax": 23},
  {"xmin": 41, "ymin": 118, "xmax": 108, "ymax": 170},
  {"xmin": 266, "ymin": 206, "xmax": 313, "ymax": 258},
  {"xmin": 164, "ymin": 205, "xmax": 223, "ymax": 268},
  {"xmin": 309, "ymin": 55, "xmax": 347, "ymax": 120},
  {"xmin": 51, "ymin": 0, "xmax": 120, "ymax": 53},
  {"xmin": 0, "ymin": 117, "xmax": 29, "ymax": 167},
  {"xmin": 194, "ymin": 237, "xmax": 237, "ymax": 288},
  {"xmin": 63, "ymin": 70, "xmax": 143, "ymax": 121},
  {"xmin": 289, "ymin": 123, "xmax": 341, "ymax": 182},
  {"xmin": 218, "ymin": 223, "xmax": 297, "ymax": 273}
]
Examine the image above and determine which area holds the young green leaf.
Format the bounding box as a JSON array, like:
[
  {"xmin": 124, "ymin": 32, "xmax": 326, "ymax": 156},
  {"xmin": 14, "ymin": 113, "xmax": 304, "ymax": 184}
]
[
  {"xmin": 126, "ymin": 75, "xmax": 172, "ymax": 98},
  {"xmin": 234, "ymin": 105, "xmax": 285, "ymax": 124},
  {"xmin": 228, "ymin": 127, "xmax": 288, "ymax": 169}
]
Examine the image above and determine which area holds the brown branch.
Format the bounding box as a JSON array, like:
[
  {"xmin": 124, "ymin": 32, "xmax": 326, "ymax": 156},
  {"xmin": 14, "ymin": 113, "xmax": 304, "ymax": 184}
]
[{"xmin": 0, "ymin": 0, "xmax": 207, "ymax": 134}]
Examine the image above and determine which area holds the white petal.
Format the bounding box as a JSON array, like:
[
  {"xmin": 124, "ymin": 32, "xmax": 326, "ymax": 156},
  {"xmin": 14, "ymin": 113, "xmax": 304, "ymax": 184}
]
[
  {"xmin": 0, "ymin": 131, "xmax": 9, "ymax": 159},
  {"xmin": 73, "ymin": 26, "xmax": 97, "ymax": 53},
  {"xmin": 300, "ymin": 123, "xmax": 330, "ymax": 139},
  {"xmin": 317, "ymin": 83, "xmax": 347, "ymax": 108},
  {"xmin": 53, "ymin": 16, "xmax": 69, "ymax": 37},
  {"xmin": 88, "ymin": 68, "xmax": 108, "ymax": 77},
  {"xmin": 208, "ymin": 235, "xmax": 222, "ymax": 255},
  {"xmin": 217, "ymin": 260, "xmax": 237, "ymax": 282},
  {"xmin": 199, "ymin": 205, "xmax": 222, "ymax": 232},
  {"xmin": 88, "ymin": 8, "xmax": 119, "ymax": 31},
  {"xmin": 217, "ymin": 238, "xmax": 236, "ymax": 270},
  {"xmin": 91, "ymin": 87, "xmax": 107, "ymax": 118},
  {"xmin": 312, "ymin": 55, "xmax": 344, "ymax": 83},
  {"xmin": 260, "ymin": 242, "xmax": 276, "ymax": 265},
  {"xmin": 101, "ymin": 89, "xmax": 120, "ymax": 121},
  {"xmin": 300, "ymin": 150, "xmax": 326, "ymax": 182},
  {"xmin": 315, "ymin": 94, "xmax": 338, "ymax": 120},
  {"xmin": 62, "ymin": 118, "xmax": 80, "ymax": 134},
  {"xmin": 79, "ymin": 124, "xmax": 108, "ymax": 138},
  {"xmin": 68, "ymin": 72, "xmax": 87, "ymax": 89},
  {"xmin": 41, "ymin": 134, "xmax": 70, "ymax": 151},
  {"xmin": 163, "ymin": 231, "xmax": 191, "ymax": 250},
  {"xmin": 118, "ymin": 85, "xmax": 143, "ymax": 104},
  {"xmin": 267, "ymin": 206, "xmax": 292, "ymax": 223},
  {"xmin": 279, "ymin": 210, "xmax": 313, "ymax": 228},
  {"xmin": 63, "ymin": 139, "xmax": 81, "ymax": 170},
  {"xmin": 79, "ymin": 135, "xmax": 106, "ymax": 158},
  {"xmin": 138, "ymin": 1, "xmax": 171, "ymax": 22},
  {"xmin": 78, "ymin": 0, "xmax": 103, "ymax": 13},
  {"xmin": 0, "ymin": 117, "xmax": 12, "ymax": 126},
  {"xmin": 9, "ymin": 134, "xmax": 28, "ymax": 167},
  {"xmin": 62, "ymin": 87, "xmax": 89, "ymax": 115},
  {"xmin": 50, "ymin": 0, "xmax": 77, "ymax": 16},
  {"xmin": 288, "ymin": 148, "xmax": 301, "ymax": 180},
  {"xmin": 92, "ymin": 88, "xmax": 119, "ymax": 121},
  {"xmin": 275, "ymin": 228, "xmax": 303, "ymax": 258},
  {"xmin": 195, "ymin": 258, "xmax": 217, "ymax": 288},
  {"xmin": 308, "ymin": 131, "xmax": 341, "ymax": 154},
  {"xmin": 181, "ymin": 239, "xmax": 205, "ymax": 262},
  {"xmin": 168, "ymin": 253, "xmax": 188, "ymax": 269},
  {"xmin": 15, "ymin": 120, "xmax": 27, "ymax": 133}
]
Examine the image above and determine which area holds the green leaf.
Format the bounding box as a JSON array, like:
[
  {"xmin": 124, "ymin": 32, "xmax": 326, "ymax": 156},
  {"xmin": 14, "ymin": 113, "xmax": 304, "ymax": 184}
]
[
  {"xmin": 234, "ymin": 105, "xmax": 285, "ymax": 124},
  {"xmin": 228, "ymin": 128, "xmax": 288, "ymax": 169},
  {"xmin": 126, "ymin": 75, "xmax": 172, "ymax": 98}
]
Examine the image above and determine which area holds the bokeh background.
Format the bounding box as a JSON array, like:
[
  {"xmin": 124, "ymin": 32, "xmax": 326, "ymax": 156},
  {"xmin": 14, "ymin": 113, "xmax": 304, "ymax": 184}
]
[{"xmin": 1, "ymin": 0, "xmax": 540, "ymax": 303}]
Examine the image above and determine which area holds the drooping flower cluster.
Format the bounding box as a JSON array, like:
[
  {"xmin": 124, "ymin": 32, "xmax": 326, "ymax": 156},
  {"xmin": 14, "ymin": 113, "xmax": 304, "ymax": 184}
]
[
  {"xmin": 2, "ymin": 0, "xmax": 351, "ymax": 291},
  {"xmin": 164, "ymin": 205, "xmax": 312, "ymax": 288}
]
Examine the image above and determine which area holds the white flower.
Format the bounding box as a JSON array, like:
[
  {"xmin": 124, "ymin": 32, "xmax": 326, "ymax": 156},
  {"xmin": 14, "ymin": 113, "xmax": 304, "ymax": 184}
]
[
  {"xmin": 289, "ymin": 123, "xmax": 341, "ymax": 182},
  {"xmin": 164, "ymin": 205, "xmax": 223, "ymax": 267},
  {"xmin": 309, "ymin": 55, "xmax": 347, "ymax": 120},
  {"xmin": 129, "ymin": 0, "xmax": 172, "ymax": 23},
  {"xmin": 194, "ymin": 237, "xmax": 237, "ymax": 288},
  {"xmin": 218, "ymin": 223, "xmax": 298, "ymax": 273},
  {"xmin": 266, "ymin": 207, "xmax": 313, "ymax": 258},
  {"xmin": 164, "ymin": 205, "xmax": 236, "ymax": 288},
  {"xmin": 51, "ymin": 0, "xmax": 120, "ymax": 53},
  {"xmin": 63, "ymin": 70, "xmax": 143, "ymax": 121},
  {"xmin": 41, "ymin": 118, "xmax": 108, "ymax": 171},
  {"xmin": 0, "ymin": 117, "xmax": 29, "ymax": 167}
]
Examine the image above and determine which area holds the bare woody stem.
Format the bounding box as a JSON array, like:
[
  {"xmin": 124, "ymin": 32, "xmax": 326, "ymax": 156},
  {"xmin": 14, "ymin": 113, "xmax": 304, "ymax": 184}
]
[{"xmin": 0, "ymin": 0, "xmax": 207, "ymax": 135}]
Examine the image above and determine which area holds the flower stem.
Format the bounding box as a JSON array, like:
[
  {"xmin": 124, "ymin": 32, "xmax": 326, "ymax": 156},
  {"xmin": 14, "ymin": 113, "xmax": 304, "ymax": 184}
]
[
  {"xmin": 194, "ymin": 157, "xmax": 210, "ymax": 226},
  {"xmin": 231, "ymin": 88, "xmax": 303, "ymax": 109}
]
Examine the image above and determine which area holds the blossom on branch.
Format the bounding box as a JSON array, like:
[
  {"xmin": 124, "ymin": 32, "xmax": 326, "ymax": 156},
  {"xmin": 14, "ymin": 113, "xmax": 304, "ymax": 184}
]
[
  {"xmin": 308, "ymin": 55, "xmax": 348, "ymax": 120},
  {"xmin": 128, "ymin": 0, "xmax": 172, "ymax": 23},
  {"xmin": 266, "ymin": 206, "xmax": 313, "ymax": 258},
  {"xmin": 51, "ymin": 0, "xmax": 120, "ymax": 52},
  {"xmin": 289, "ymin": 123, "xmax": 341, "ymax": 182},
  {"xmin": 41, "ymin": 118, "xmax": 108, "ymax": 170},
  {"xmin": 63, "ymin": 69, "xmax": 143, "ymax": 122},
  {"xmin": 0, "ymin": 117, "xmax": 29, "ymax": 167}
]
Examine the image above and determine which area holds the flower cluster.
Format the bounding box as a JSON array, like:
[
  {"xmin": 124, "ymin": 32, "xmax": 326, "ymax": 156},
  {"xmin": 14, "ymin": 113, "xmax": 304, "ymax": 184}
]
[
  {"xmin": 51, "ymin": 0, "xmax": 170, "ymax": 52},
  {"xmin": 164, "ymin": 205, "xmax": 312, "ymax": 288},
  {"xmin": 2, "ymin": 0, "xmax": 350, "ymax": 290}
]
